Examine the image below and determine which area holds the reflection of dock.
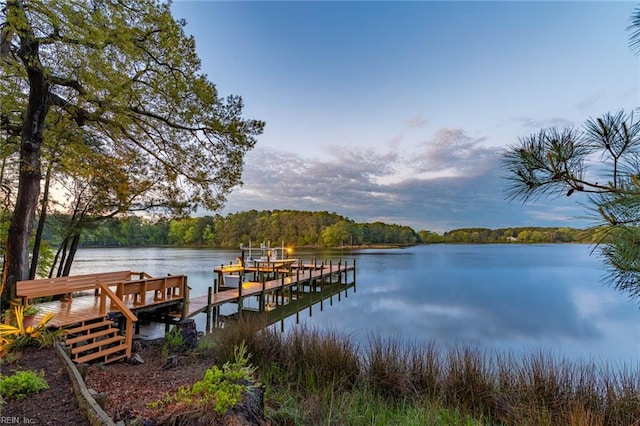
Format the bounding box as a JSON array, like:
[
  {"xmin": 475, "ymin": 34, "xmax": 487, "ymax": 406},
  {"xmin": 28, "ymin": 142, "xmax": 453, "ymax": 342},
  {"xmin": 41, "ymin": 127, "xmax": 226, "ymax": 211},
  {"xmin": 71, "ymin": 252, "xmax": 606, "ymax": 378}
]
[{"xmin": 238, "ymin": 280, "xmax": 356, "ymax": 332}]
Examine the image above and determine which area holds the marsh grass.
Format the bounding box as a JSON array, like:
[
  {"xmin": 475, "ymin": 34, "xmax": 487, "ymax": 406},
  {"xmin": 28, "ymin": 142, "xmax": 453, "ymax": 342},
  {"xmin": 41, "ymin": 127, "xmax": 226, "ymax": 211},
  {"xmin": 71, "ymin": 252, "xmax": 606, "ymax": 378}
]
[{"xmin": 210, "ymin": 316, "xmax": 639, "ymax": 425}]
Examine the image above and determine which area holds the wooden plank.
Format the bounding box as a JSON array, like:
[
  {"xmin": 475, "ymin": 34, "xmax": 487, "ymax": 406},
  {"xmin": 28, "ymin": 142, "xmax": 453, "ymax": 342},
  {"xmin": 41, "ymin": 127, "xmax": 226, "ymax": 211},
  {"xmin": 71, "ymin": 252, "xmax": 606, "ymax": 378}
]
[
  {"xmin": 66, "ymin": 327, "xmax": 118, "ymax": 345},
  {"xmin": 71, "ymin": 335, "xmax": 124, "ymax": 355},
  {"xmin": 64, "ymin": 319, "xmax": 112, "ymax": 335},
  {"xmin": 16, "ymin": 270, "xmax": 134, "ymax": 305},
  {"xmin": 74, "ymin": 343, "xmax": 128, "ymax": 364}
]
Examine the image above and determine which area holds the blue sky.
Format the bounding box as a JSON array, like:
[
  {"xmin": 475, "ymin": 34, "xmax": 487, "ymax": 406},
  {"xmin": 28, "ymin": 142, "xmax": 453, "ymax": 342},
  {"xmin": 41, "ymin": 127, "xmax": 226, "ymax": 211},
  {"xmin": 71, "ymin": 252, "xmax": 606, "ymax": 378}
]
[{"xmin": 171, "ymin": 1, "xmax": 638, "ymax": 232}]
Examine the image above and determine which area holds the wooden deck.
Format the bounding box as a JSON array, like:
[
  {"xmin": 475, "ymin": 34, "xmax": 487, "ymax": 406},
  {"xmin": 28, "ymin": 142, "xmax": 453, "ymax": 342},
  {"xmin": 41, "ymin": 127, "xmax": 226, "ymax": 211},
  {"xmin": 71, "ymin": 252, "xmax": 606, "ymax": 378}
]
[{"xmin": 31, "ymin": 289, "xmax": 185, "ymax": 328}]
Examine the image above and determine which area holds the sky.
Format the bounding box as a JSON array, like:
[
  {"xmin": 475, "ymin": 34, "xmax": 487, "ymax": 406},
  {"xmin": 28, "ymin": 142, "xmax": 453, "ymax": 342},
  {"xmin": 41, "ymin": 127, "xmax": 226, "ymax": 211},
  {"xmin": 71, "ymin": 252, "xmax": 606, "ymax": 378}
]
[{"xmin": 170, "ymin": 0, "xmax": 639, "ymax": 233}]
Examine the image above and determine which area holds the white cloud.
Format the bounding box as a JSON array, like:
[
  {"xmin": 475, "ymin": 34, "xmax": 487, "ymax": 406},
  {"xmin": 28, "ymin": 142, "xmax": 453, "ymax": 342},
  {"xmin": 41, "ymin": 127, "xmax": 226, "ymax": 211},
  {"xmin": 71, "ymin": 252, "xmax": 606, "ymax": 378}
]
[{"xmin": 220, "ymin": 135, "xmax": 589, "ymax": 232}]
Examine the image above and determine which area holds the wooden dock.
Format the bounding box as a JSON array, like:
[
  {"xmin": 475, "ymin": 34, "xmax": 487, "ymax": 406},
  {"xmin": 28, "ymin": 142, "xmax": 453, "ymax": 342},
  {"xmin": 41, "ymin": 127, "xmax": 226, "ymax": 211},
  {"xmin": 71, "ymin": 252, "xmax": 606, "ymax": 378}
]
[
  {"xmin": 15, "ymin": 259, "xmax": 356, "ymax": 364},
  {"xmin": 188, "ymin": 261, "xmax": 356, "ymax": 317}
]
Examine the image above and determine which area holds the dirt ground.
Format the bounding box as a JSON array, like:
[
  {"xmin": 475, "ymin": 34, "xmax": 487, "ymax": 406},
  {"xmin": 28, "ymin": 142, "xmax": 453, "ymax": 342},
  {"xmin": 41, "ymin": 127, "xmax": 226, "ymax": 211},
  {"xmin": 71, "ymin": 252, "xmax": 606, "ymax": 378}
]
[
  {"xmin": 2, "ymin": 341, "xmax": 259, "ymax": 425},
  {"xmin": 84, "ymin": 340, "xmax": 212, "ymax": 423},
  {"xmin": 1, "ymin": 346, "xmax": 87, "ymax": 425}
]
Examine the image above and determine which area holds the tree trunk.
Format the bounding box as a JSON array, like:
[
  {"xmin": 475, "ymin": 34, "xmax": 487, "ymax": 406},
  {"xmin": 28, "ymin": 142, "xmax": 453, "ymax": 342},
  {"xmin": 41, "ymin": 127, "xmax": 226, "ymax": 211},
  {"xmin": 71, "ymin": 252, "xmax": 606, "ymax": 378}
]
[
  {"xmin": 29, "ymin": 161, "xmax": 53, "ymax": 279},
  {"xmin": 49, "ymin": 244, "xmax": 64, "ymax": 278},
  {"xmin": 1, "ymin": 71, "xmax": 48, "ymax": 302},
  {"xmin": 56, "ymin": 236, "xmax": 70, "ymax": 278},
  {"xmin": 1, "ymin": 1, "xmax": 49, "ymax": 303},
  {"xmin": 61, "ymin": 233, "xmax": 81, "ymax": 277}
]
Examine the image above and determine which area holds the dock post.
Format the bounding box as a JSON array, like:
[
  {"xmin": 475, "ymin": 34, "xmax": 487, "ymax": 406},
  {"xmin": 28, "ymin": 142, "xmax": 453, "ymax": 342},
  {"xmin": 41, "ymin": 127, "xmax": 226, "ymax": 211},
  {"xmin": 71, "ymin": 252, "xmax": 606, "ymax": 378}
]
[
  {"xmin": 276, "ymin": 274, "xmax": 283, "ymax": 306},
  {"xmin": 353, "ymin": 258, "xmax": 357, "ymax": 292},
  {"xmin": 329, "ymin": 260, "xmax": 332, "ymax": 285},
  {"xmin": 181, "ymin": 277, "xmax": 189, "ymax": 320},
  {"xmin": 206, "ymin": 286, "xmax": 213, "ymax": 332},
  {"xmin": 260, "ymin": 273, "xmax": 266, "ymax": 311},
  {"xmin": 338, "ymin": 260, "xmax": 342, "ymax": 284}
]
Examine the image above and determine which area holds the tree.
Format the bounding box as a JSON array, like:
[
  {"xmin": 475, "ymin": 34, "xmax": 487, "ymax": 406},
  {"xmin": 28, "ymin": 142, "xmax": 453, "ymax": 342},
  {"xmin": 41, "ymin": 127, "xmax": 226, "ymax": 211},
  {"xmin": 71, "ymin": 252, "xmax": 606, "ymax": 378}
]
[
  {"xmin": 502, "ymin": 111, "xmax": 640, "ymax": 299},
  {"xmin": 320, "ymin": 220, "xmax": 355, "ymax": 247},
  {"xmin": 0, "ymin": 0, "xmax": 264, "ymax": 301}
]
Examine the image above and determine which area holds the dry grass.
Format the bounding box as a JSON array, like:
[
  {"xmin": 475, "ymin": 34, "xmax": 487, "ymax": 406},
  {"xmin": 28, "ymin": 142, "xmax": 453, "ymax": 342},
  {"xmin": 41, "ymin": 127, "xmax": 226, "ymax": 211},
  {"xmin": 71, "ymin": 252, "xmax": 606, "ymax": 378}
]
[{"xmin": 209, "ymin": 318, "xmax": 640, "ymax": 425}]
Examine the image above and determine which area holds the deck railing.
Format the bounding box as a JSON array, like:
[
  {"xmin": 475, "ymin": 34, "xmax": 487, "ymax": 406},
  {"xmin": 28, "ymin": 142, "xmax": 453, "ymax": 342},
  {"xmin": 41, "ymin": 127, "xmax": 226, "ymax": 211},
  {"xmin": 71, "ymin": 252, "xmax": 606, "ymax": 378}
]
[{"xmin": 98, "ymin": 283, "xmax": 138, "ymax": 359}]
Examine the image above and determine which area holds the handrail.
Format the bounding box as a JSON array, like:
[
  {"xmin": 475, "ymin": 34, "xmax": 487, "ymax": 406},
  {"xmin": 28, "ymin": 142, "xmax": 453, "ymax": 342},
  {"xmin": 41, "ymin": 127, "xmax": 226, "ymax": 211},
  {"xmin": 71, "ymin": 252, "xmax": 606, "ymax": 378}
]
[
  {"xmin": 98, "ymin": 283, "xmax": 137, "ymax": 359},
  {"xmin": 131, "ymin": 271, "xmax": 153, "ymax": 280}
]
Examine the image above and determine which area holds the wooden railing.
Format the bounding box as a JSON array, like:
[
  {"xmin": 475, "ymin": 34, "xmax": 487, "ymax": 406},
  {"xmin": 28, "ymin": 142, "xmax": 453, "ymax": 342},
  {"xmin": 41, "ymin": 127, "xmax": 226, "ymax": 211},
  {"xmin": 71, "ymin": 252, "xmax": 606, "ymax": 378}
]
[
  {"xmin": 98, "ymin": 283, "xmax": 138, "ymax": 360},
  {"xmin": 114, "ymin": 275, "xmax": 186, "ymax": 307}
]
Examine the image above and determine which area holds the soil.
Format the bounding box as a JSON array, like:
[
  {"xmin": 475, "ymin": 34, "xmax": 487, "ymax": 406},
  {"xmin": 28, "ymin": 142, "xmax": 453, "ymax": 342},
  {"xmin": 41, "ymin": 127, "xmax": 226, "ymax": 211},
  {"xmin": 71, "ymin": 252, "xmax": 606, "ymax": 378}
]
[
  {"xmin": 1, "ymin": 346, "xmax": 86, "ymax": 425},
  {"xmin": 84, "ymin": 339, "xmax": 213, "ymax": 423},
  {"xmin": 1, "ymin": 341, "xmax": 261, "ymax": 425}
]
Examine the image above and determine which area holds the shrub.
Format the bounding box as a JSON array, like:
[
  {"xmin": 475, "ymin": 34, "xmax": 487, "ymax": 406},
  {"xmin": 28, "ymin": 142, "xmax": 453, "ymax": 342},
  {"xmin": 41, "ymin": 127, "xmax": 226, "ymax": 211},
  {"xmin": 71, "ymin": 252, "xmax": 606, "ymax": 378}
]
[
  {"xmin": 149, "ymin": 342, "xmax": 259, "ymax": 415},
  {"xmin": 0, "ymin": 370, "xmax": 49, "ymax": 399},
  {"xmin": 161, "ymin": 325, "xmax": 184, "ymax": 358},
  {"xmin": 0, "ymin": 305, "xmax": 61, "ymax": 356}
]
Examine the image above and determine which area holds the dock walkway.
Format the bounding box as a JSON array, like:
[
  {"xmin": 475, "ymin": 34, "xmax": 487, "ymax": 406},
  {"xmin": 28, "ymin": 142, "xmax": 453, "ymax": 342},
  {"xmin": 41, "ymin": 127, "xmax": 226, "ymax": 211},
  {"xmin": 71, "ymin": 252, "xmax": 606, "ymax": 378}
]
[{"xmin": 187, "ymin": 262, "xmax": 355, "ymax": 317}]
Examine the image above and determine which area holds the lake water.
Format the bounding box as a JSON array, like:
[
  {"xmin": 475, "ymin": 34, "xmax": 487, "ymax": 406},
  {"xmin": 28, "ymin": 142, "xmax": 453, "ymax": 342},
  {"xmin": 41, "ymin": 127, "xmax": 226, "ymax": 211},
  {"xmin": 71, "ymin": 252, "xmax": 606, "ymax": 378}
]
[{"xmin": 71, "ymin": 244, "xmax": 639, "ymax": 367}]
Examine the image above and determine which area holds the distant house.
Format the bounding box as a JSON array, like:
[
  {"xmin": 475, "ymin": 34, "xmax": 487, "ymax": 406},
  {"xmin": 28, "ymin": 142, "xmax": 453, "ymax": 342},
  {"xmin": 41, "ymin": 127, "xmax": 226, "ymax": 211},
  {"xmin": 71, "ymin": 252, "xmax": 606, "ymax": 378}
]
[{"xmin": 506, "ymin": 236, "xmax": 518, "ymax": 242}]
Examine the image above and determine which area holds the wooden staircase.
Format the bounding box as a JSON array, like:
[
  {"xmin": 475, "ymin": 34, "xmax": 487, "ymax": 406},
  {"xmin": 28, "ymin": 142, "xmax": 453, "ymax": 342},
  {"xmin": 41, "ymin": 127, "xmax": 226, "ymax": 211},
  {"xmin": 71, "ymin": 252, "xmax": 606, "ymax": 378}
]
[{"xmin": 63, "ymin": 316, "xmax": 128, "ymax": 364}]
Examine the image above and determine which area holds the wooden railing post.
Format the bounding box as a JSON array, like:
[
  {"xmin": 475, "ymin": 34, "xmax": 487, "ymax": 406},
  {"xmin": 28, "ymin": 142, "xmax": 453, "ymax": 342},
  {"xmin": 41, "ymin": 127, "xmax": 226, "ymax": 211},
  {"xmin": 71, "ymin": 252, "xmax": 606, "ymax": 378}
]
[
  {"xmin": 98, "ymin": 283, "xmax": 138, "ymax": 360},
  {"xmin": 181, "ymin": 276, "xmax": 189, "ymax": 319},
  {"xmin": 207, "ymin": 286, "xmax": 213, "ymax": 332}
]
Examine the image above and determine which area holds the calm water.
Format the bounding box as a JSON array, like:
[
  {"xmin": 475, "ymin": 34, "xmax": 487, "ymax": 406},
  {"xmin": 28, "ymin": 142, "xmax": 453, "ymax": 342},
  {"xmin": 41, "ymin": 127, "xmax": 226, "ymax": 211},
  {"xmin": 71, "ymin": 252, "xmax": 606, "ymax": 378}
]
[{"xmin": 71, "ymin": 244, "xmax": 639, "ymax": 366}]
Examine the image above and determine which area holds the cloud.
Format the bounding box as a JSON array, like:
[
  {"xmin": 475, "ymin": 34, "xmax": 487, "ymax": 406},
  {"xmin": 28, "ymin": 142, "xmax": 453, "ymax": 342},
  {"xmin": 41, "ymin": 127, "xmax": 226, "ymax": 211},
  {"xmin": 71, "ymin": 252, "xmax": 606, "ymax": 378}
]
[
  {"xmin": 513, "ymin": 116, "xmax": 575, "ymax": 130},
  {"xmin": 574, "ymin": 93, "xmax": 605, "ymax": 112},
  {"xmin": 385, "ymin": 114, "xmax": 429, "ymax": 150},
  {"xmin": 414, "ymin": 128, "xmax": 497, "ymax": 176},
  {"xmin": 404, "ymin": 115, "xmax": 428, "ymax": 129},
  {"xmin": 220, "ymin": 129, "xmax": 590, "ymax": 232}
]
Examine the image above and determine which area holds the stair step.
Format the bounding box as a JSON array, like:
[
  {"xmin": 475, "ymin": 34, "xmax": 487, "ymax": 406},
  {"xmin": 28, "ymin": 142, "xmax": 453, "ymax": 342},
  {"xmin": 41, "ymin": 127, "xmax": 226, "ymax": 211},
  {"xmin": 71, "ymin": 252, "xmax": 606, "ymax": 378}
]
[
  {"xmin": 74, "ymin": 343, "xmax": 128, "ymax": 364},
  {"xmin": 104, "ymin": 353, "xmax": 128, "ymax": 364},
  {"xmin": 64, "ymin": 319, "xmax": 112, "ymax": 335},
  {"xmin": 71, "ymin": 335, "xmax": 125, "ymax": 355},
  {"xmin": 65, "ymin": 327, "xmax": 119, "ymax": 345}
]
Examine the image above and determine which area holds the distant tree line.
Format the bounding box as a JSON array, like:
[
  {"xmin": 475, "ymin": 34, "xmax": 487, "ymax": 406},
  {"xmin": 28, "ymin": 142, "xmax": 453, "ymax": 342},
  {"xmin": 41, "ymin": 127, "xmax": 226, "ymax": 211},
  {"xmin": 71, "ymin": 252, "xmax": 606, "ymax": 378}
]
[
  {"xmin": 419, "ymin": 227, "xmax": 595, "ymax": 244},
  {"xmin": 40, "ymin": 210, "xmax": 421, "ymax": 248},
  {"xmin": 35, "ymin": 209, "xmax": 597, "ymax": 249}
]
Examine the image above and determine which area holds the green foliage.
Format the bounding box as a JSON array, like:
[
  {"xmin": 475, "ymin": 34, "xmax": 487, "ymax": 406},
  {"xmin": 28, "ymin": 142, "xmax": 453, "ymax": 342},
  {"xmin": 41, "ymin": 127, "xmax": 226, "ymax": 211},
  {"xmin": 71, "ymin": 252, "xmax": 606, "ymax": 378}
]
[
  {"xmin": 22, "ymin": 305, "xmax": 41, "ymax": 317},
  {"xmin": 502, "ymin": 110, "xmax": 640, "ymax": 299},
  {"xmin": 0, "ymin": 370, "xmax": 49, "ymax": 400},
  {"xmin": 0, "ymin": 306, "xmax": 61, "ymax": 357},
  {"xmin": 435, "ymin": 226, "xmax": 590, "ymax": 244},
  {"xmin": 150, "ymin": 342, "xmax": 258, "ymax": 415},
  {"xmin": 161, "ymin": 325, "xmax": 185, "ymax": 358},
  {"xmin": 38, "ymin": 209, "xmax": 598, "ymax": 253},
  {"xmin": 1, "ymin": 0, "xmax": 264, "ymax": 301},
  {"xmin": 71, "ymin": 210, "xmax": 420, "ymax": 248}
]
